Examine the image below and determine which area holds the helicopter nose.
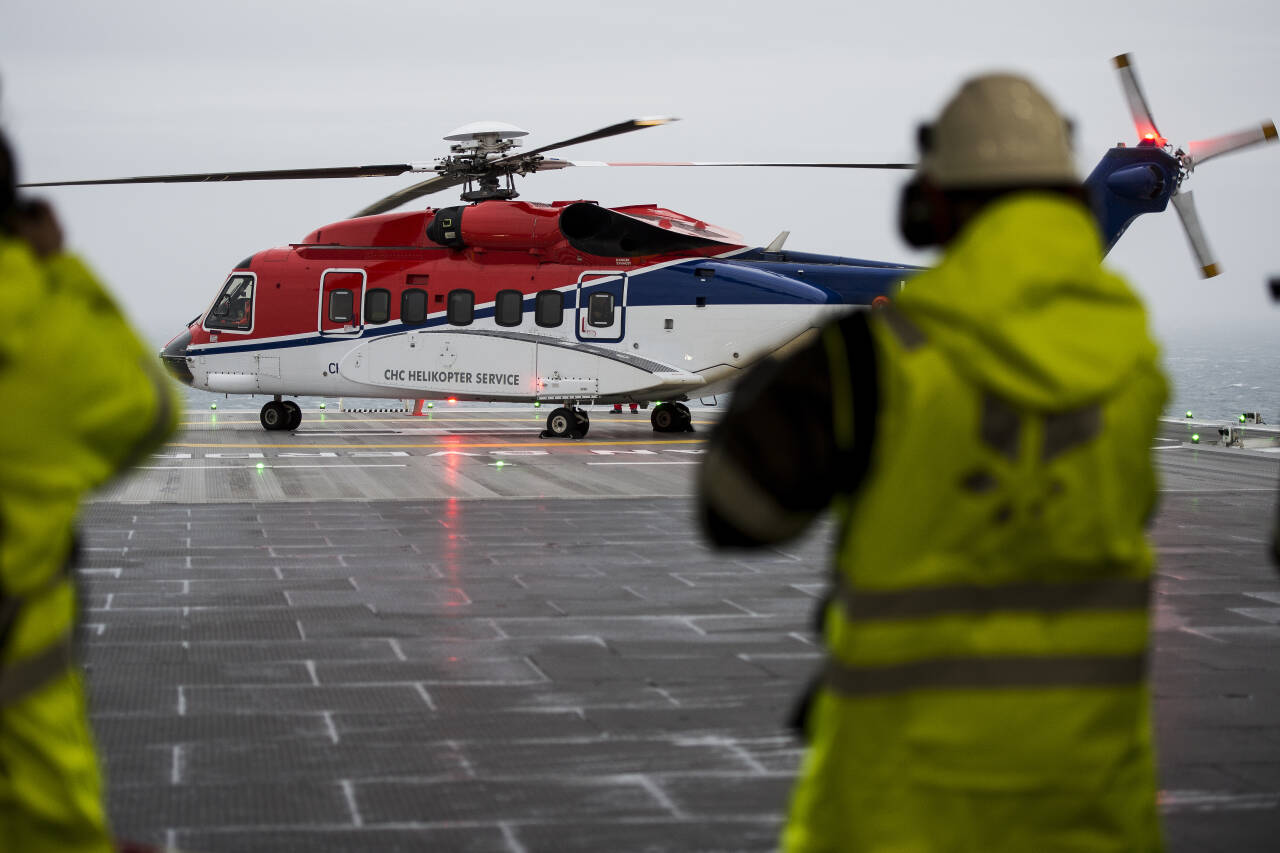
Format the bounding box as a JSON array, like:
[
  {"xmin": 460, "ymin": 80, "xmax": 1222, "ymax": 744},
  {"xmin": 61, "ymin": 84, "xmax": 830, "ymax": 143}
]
[{"xmin": 160, "ymin": 327, "xmax": 194, "ymax": 386}]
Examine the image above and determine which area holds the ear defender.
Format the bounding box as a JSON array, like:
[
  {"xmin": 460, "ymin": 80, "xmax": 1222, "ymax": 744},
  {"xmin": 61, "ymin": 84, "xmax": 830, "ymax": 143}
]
[
  {"xmin": 0, "ymin": 131, "xmax": 16, "ymax": 224},
  {"xmin": 916, "ymin": 122, "xmax": 934, "ymax": 153},
  {"xmin": 898, "ymin": 178, "xmax": 949, "ymax": 248}
]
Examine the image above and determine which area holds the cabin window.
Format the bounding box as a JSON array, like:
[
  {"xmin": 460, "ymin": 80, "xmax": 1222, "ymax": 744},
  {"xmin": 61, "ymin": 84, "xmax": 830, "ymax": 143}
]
[
  {"xmin": 402, "ymin": 288, "xmax": 427, "ymax": 324},
  {"xmin": 328, "ymin": 289, "xmax": 355, "ymax": 323},
  {"xmin": 535, "ymin": 290, "xmax": 563, "ymax": 327},
  {"xmin": 587, "ymin": 292, "xmax": 615, "ymax": 327},
  {"xmin": 447, "ymin": 289, "xmax": 474, "ymax": 325},
  {"xmin": 205, "ymin": 274, "xmax": 255, "ymax": 331},
  {"xmin": 365, "ymin": 289, "xmax": 391, "ymax": 324},
  {"xmin": 494, "ymin": 289, "xmax": 523, "ymax": 327}
]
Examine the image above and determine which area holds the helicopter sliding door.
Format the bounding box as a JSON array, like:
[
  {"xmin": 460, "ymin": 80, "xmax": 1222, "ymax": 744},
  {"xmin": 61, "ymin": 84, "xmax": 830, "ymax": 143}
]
[
  {"xmin": 575, "ymin": 271, "xmax": 626, "ymax": 343},
  {"xmin": 319, "ymin": 268, "xmax": 366, "ymax": 337}
]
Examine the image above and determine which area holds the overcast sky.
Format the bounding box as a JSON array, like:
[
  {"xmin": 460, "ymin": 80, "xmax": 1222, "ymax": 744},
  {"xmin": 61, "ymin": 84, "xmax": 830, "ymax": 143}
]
[{"xmin": 3, "ymin": 0, "xmax": 1278, "ymax": 346}]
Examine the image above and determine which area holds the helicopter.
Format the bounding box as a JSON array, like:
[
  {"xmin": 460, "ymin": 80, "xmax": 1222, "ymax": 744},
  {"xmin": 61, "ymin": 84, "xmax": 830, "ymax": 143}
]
[{"xmin": 22, "ymin": 55, "xmax": 1276, "ymax": 438}]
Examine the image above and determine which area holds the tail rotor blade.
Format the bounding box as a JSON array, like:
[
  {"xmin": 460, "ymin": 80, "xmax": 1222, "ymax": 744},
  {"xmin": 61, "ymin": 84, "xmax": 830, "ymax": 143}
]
[
  {"xmin": 1170, "ymin": 190, "xmax": 1220, "ymax": 278},
  {"xmin": 1187, "ymin": 121, "xmax": 1278, "ymax": 168},
  {"xmin": 1113, "ymin": 54, "xmax": 1163, "ymax": 142}
]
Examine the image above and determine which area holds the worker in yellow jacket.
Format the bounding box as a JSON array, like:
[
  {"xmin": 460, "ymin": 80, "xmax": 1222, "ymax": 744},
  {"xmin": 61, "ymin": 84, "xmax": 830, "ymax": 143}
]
[
  {"xmin": 0, "ymin": 131, "xmax": 177, "ymax": 852},
  {"xmin": 700, "ymin": 75, "xmax": 1166, "ymax": 851}
]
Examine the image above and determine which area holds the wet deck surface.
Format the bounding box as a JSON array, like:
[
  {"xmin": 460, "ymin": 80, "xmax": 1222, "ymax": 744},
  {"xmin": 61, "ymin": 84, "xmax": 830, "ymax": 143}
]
[{"xmin": 80, "ymin": 408, "xmax": 1280, "ymax": 851}]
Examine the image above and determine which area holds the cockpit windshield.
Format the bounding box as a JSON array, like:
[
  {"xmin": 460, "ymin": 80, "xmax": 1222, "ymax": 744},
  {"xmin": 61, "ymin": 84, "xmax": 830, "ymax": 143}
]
[{"xmin": 205, "ymin": 274, "xmax": 255, "ymax": 331}]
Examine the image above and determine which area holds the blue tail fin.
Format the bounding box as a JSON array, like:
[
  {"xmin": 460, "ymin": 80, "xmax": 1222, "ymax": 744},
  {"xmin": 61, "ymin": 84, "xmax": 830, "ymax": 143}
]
[{"xmin": 1083, "ymin": 142, "xmax": 1180, "ymax": 254}]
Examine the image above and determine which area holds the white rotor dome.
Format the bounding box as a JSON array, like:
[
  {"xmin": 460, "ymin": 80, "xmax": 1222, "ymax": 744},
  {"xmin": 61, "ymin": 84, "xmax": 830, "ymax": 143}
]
[{"xmin": 443, "ymin": 121, "xmax": 530, "ymax": 142}]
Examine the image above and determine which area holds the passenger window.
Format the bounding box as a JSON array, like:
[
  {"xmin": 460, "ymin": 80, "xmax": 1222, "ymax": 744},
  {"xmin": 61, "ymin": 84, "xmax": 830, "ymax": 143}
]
[
  {"xmin": 535, "ymin": 290, "xmax": 563, "ymax": 327},
  {"xmin": 587, "ymin": 292, "xmax": 614, "ymax": 327},
  {"xmin": 495, "ymin": 289, "xmax": 523, "ymax": 327},
  {"xmin": 328, "ymin": 289, "xmax": 354, "ymax": 323},
  {"xmin": 402, "ymin": 288, "xmax": 427, "ymax": 324},
  {"xmin": 365, "ymin": 289, "xmax": 391, "ymax": 324},
  {"xmin": 206, "ymin": 274, "xmax": 255, "ymax": 331},
  {"xmin": 448, "ymin": 289, "xmax": 474, "ymax": 325}
]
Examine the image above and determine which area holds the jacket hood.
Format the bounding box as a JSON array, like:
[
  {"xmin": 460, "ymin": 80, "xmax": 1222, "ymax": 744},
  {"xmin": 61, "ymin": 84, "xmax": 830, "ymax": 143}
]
[{"xmin": 895, "ymin": 194, "xmax": 1159, "ymax": 410}]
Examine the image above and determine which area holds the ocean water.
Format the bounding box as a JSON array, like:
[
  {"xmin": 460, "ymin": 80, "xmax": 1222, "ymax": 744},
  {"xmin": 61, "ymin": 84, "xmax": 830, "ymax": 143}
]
[
  {"xmin": 177, "ymin": 334, "xmax": 1278, "ymax": 423},
  {"xmin": 1161, "ymin": 336, "xmax": 1280, "ymax": 424}
]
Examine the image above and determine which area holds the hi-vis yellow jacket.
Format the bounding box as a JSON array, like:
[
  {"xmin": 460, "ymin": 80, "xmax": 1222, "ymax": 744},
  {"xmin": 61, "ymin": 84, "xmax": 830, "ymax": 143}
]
[
  {"xmin": 0, "ymin": 236, "xmax": 176, "ymax": 852},
  {"xmin": 701, "ymin": 194, "xmax": 1167, "ymax": 853}
]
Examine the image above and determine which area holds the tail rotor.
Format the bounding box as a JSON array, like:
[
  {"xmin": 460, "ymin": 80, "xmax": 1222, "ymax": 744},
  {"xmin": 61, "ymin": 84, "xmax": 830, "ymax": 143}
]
[{"xmin": 1112, "ymin": 53, "xmax": 1277, "ymax": 278}]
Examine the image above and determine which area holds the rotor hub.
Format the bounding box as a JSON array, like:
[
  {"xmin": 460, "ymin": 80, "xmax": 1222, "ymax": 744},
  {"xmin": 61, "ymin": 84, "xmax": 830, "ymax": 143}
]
[{"xmin": 436, "ymin": 122, "xmax": 533, "ymax": 200}]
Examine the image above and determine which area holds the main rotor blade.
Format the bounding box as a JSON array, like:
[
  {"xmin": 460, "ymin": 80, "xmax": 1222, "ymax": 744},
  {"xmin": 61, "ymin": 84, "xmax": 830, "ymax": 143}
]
[
  {"xmin": 1113, "ymin": 54, "xmax": 1163, "ymax": 142},
  {"xmin": 1171, "ymin": 190, "xmax": 1220, "ymax": 278},
  {"xmin": 1187, "ymin": 120, "xmax": 1278, "ymax": 168},
  {"xmin": 20, "ymin": 164, "xmax": 417, "ymax": 188},
  {"xmin": 546, "ymin": 159, "xmax": 915, "ymax": 170},
  {"xmin": 353, "ymin": 173, "xmax": 471, "ymax": 217},
  {"xmin": 511, "ymin": 117, "xmax": 680, "ymax": 160}
]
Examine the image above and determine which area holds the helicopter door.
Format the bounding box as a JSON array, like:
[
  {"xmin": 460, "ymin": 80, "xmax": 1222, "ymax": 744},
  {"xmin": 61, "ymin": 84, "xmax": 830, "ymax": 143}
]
[
  {"xmin": 319, "ymin": 269, "xmax": 366, "ymax": 337},
  {"xmin": 575, "ymin": 271, "xmax": 626, "ymax": 343}
]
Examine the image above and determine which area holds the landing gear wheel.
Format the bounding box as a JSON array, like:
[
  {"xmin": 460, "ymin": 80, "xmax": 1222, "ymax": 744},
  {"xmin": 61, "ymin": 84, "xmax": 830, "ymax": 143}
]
[
  {"xmin": 651, "ymin": 402, "xmax": 694, "ymax": 433},
  {"xmin": 282, "ymin": 400, "xmax": 302, "ymax": 431},
  {"xmin": 260, "ymin": 401, "xmax": 288, "ymax": 431},
  {"xmin": 651, "ymin": 404, "xmax": 677, "ymax": 433},
  {"xmin": 673, "ymin": 402, "xmax": 693, "ymax": 432},
  {"xmin": 543, "ymin": 406, "xmax": 590, "ymax": 439},
  {"xmin": 571, "ymin": 406, "xmax": 590, "ymax": 439},
  {"xmin": 544, "ymin": 407, "xmax": 575, "ymax": 438}
]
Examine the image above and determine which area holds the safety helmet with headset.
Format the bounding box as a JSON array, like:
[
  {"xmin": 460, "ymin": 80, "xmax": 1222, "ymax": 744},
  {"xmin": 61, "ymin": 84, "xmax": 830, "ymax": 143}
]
[{"xmin": 899, "ymin": 73, "xmax": 1082, "ymax": 247}]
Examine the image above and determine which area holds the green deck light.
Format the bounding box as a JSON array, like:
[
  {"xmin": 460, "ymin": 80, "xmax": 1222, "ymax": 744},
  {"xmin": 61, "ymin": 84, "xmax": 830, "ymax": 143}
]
[
  {"xmin": 534, "ymin": 401, "xmax": 541, "ymax": 408},
  {"xmin": 1185, "ymin": 410, "xmax": 1193, "ymax": 418},
  {"xmin": 256, "ymin": 462, "xmax": 265, "ymax": 470},
  {"xmin": 495, "ymin": 460, "xmax": 506, "ymax": 468},
  {"xmin": 210, "ymin": 403, "xmax": 217, "ymax": 410},
  {"xmin": 319, "ymin": 402, "xmax": 326, "ymax": 409},
  {"xmin": 1191, "ymin": 433, "xmax": 1200, "ymax": 443},
  {"xmin": 427, "ymin": 401, "xmax": 434, "ymax": 409},
  {"xmin": 1239, "ymin": 414, "xmax": 1247, "ymax": 423}
]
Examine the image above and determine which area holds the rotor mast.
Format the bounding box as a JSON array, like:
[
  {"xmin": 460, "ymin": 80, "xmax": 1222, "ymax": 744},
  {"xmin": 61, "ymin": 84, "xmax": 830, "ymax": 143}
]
[{"xmin": 439, "ymin": 121, "xmax": 532, "ymax": 201}]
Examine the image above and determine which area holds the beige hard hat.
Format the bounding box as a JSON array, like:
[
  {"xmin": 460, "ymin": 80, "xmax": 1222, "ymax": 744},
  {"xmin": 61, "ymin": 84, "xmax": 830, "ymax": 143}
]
[{"xmin": 920, "ymin": 73, "xmax": 1079, "ymax": 188}]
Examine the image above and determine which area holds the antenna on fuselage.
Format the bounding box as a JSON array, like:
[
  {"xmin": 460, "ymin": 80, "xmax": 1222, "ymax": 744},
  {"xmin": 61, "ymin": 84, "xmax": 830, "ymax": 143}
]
[{"xmin": 764, "ymin": 230, "xmax": 791, "ymax": 253}]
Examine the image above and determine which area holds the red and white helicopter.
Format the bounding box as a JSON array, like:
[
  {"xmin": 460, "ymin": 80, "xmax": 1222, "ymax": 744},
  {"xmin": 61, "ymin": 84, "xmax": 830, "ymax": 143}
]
[{"xmin": 24, "ymin": 56, "xmax": 1275, "ymax": 438}]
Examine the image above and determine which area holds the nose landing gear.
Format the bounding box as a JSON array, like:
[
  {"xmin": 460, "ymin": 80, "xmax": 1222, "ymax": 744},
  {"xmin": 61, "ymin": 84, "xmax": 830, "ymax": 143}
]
[{"xmin": 261, "ymin": 398, "xmax": 302, "ymax": 431}]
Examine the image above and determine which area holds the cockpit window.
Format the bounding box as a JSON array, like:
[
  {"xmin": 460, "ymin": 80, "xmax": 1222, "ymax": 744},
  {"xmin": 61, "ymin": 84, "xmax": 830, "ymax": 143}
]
[{"xmin": 205, "ymin": 274, "xmax": 255, "ymax": 331}]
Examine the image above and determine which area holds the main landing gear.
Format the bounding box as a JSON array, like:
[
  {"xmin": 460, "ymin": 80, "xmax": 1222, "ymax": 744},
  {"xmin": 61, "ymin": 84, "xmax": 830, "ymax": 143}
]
[
  {"xmin": 538, "ymin": 401, "xmax": 691, "ymax": 438},
  {"xmin": 541, "ymin": 405, "xmax": 590, "ymax": 439},
  {"xmin": 651, "ymin": 402, "xmax": 693, "ymax": 433},
  {"xmin": 261, "ymin": 397, "xmax": 302, "ymax": 431}
]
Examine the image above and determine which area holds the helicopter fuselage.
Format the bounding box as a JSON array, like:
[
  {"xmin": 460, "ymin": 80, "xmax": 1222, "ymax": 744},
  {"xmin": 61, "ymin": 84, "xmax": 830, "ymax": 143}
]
[
  {"xmin": 158, "ymin": 138, "xmax": 1212, "ymax": 435},
  {"xmin": 162, "ymin": 199, "xmax": 915, "ymax": 420}
]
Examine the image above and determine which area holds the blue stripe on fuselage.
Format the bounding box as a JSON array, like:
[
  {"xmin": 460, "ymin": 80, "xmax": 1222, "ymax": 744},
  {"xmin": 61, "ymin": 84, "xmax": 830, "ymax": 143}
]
[{"xmin": 187, "ymin": 254, "xmax": 914, "ymax": 356}]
